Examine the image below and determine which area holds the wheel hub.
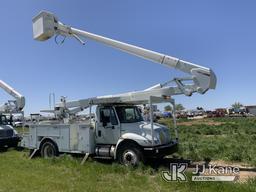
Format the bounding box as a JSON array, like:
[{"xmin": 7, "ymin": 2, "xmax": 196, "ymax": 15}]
[{"xmin": 123, "ymin": 150, "xmax": 137, "ymax": 166}]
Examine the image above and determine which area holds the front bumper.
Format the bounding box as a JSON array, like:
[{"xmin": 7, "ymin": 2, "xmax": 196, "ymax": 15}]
[
  {"xmin": 0, "ymin": 136, "xmax": 21, "ymax": 148},
  {"xmin": 142, "ymin": 140, "xmax": 178, "ymax": 158}
]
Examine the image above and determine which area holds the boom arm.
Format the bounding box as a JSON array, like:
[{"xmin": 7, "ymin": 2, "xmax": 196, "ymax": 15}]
[
  {"xmin": 32, "ymin": 11, "xmax": 216, "ymax": 116},
  {"xmin": 66, "ymin": 27, "xmax": 216, "ymax": 95},
  {"xmin": 0, "ymin": 80, "xmax": 25, "ymax": 114}
]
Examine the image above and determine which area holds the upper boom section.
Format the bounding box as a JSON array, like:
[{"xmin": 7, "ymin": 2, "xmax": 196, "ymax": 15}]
[{"xmin": 32, "ymin": 11, "xmax": 216, "ymax": 95}]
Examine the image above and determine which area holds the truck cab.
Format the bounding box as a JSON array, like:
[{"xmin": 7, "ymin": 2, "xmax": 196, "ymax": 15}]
[
  {"xmin": 0, "ymin": 114, "xmax": 21, "ymax": 149},
  {"xmin": 94, "ymin": 104, "xmax": 178, "ymax": 165}
]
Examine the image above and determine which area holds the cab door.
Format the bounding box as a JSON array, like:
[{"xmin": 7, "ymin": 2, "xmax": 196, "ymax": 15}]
[{"xmin": 95, "ymin": 106, "xmax": 120, "ymax": 144}]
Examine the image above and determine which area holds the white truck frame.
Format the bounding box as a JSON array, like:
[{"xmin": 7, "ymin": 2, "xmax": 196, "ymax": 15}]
[{"xmin": 21, "ymin": 11, "xmax": 216, "ymax": 166}]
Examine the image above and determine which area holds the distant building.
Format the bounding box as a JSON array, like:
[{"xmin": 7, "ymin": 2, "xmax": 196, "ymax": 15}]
[{"xmin": 245, "ymin": 105, "xmax": 256, "ymax": 116}]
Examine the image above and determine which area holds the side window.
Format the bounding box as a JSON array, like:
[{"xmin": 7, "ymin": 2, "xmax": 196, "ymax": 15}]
[{"xmin": 100, "ymin": 107, "xmax": 118, "ymax": 125}]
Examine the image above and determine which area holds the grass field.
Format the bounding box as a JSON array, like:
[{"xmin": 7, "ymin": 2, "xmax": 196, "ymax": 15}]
[
  {"xmin": 159, "ymin": 117, "xmax": 256, "ymax": 166},
  {"xmin": 0, "ymin": 117, "xmax": 256, "ymax": 192},
  {"xmin": 1, "ymin": 150, "xmax": 256, "ymax": 192}
]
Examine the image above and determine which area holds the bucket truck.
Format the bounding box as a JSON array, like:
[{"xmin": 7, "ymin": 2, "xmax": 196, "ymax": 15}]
[
  {"xmin": 0, "ymin": 80, "xmax": 25, "ymax": 148},
  {"xmin": 21, "ymin": 11, "xmax": 216, "ymax": 166}
]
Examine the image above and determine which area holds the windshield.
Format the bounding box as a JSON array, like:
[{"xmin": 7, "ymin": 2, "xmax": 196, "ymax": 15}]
[{"xmin": 115, "ymin": 106, "xmax": 143, "ymax": 123}]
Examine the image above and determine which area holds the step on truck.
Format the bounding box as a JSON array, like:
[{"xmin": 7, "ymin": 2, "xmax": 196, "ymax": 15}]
[{"xmin": 21, "ymin": 11, "xmax": 216, "ymax": 166}]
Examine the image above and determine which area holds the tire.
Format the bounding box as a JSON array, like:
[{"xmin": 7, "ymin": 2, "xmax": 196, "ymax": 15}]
[
  {"xmin": 117, "ymin": 143, "xmax": 144, "ymax": 167},
  {"xmin": 40, "ymin": 141, "xmax": 59, "ymax": 158}
]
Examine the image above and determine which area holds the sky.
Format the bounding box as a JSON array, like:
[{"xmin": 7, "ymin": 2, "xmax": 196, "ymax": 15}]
[{"xmin": 0, "ymin": 0, "xmax": 255, "ymax": 115}]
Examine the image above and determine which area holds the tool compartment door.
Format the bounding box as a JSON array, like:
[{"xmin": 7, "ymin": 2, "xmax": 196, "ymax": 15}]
[{"xmin": 78, "ymin": 125, "xmax": 95, "ymax": 154}]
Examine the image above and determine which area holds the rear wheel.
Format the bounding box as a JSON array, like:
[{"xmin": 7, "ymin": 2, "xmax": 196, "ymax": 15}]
[
  {"xmin": 40, "ymin": 141, "xmax": 59, "ymax": 158},
  {"xmin": 117, "ymin": 143, "xmax": 144, "ymax": 166}
]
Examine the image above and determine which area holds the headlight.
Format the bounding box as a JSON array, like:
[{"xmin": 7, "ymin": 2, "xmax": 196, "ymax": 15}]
[{"xmin": 154, "ymin": 134, "xmax": 161, "ymax": 145}]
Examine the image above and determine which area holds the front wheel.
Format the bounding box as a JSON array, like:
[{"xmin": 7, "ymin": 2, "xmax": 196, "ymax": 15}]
[
  {"xmin": 40, "ymin": 141, "xmax": 59, "ymax": 158},
  {"xmin": 117, "ymin": 144, "xmax": 144, "ymax": 166}
]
